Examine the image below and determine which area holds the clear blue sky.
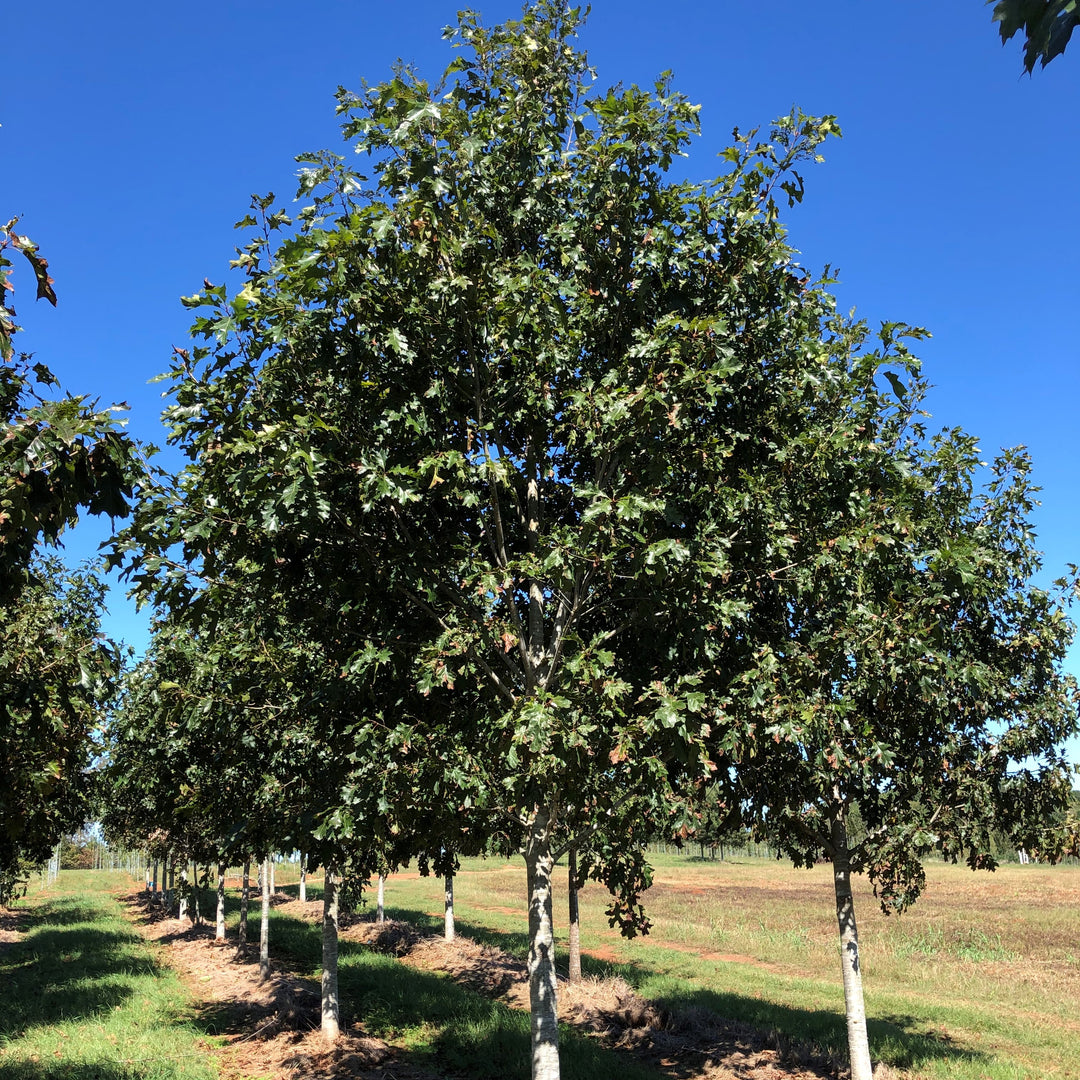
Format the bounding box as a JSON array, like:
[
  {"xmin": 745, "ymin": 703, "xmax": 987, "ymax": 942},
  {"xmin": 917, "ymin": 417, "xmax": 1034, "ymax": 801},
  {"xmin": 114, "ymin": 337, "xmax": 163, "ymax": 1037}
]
[{"xmin": 7, "ymin": 3, "xmax": 1080, "ymax": 761}]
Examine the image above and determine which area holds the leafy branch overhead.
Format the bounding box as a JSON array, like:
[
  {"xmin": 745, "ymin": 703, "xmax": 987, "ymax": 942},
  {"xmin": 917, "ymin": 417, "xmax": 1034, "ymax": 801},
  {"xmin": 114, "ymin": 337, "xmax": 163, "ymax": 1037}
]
[{"xmin": 990, "ymin": 0, "xmax": 1080, "ymax": 71}]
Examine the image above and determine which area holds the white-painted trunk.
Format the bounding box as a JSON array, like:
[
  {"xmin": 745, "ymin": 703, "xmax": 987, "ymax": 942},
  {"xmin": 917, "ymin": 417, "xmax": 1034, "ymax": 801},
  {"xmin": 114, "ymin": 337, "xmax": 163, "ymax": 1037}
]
[
  {"xmin": 525, "ymin": 806, "xmax": 560, "ymax": 1080},
  {"xmin": 831, "ymin": 814, "xmax": 873, "ymax": 1080},
  {"xmin": 260, "ymin": 856, "xmax": 271, "ymax": 980},
  {"xmin": 299, "ymin": 854, "xmax": 307, "ymax": 903},
  {"xmin": 321, "ymin": 865, "xmax": 341, "ymax": 1043},
  {"xmin": 376, "ymin": 873, "xmax": 386, "ymax": 924},
  {"xmin": 444, "ymin": 869, "xmax": 456, "ymax": 942},
  {"xmin": 238, "ymin": 857, "xmax": 250, "ymax": 949},
  {"xmin": 190, "ymin": 862, "xmax": 201, "ymax": 925},
  {"xmin": 567, "ymin": 845, "xmax": 581, "ymax": 984},
  {"xmin": 178, "ymin": 865, "xmax": 188, "ymax": 923},
  {"xmin": 215, "ymin": 860, "xmax": 227, "ymax": 941}
]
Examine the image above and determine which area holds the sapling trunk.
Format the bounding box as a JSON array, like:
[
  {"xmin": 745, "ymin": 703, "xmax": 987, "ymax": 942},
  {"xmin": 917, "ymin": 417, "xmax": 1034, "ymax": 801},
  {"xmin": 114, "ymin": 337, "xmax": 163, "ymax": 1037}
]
[
  {"xmin": 177, "ymin": 865, "xmax": 188, "ymax": 923},
  {"xmin": 831, "ymin": 812, "xmax": 873, "ymax": 1080},
  {"xmin": 215, "ymin": 859, "xmax": 226, "ymax": 941},
  {"xmin": 191, "ymin": 862, "xmax": 201, "ymax": 925},
  {"xmin": 376, "ymin": 873, "xmax": 386, "ymax": 924},
  {"xmin": 444, "ymin": 867, "xmax": 455, "ymax": 942},
  {"xmin": 259, "ymin": 856, "xmax": 271, "ymax": 980},
  {"xmin": 525, "ymin": 805, "xmax": 560, "ymax": 1080},
  {"xmin": 321, "ymin": 864, "xmax": 341, "ymax": 1043},
  {"xmin": 238, "ymin": 857, "xmax": 250, "ymax": 949},
  {"xmin": 567, "ymin": 845, "xmax": 581, "ymax": 984},
  {"xmin": 299, "ymin": 853, "xmax": 307, "ymax": 903}
]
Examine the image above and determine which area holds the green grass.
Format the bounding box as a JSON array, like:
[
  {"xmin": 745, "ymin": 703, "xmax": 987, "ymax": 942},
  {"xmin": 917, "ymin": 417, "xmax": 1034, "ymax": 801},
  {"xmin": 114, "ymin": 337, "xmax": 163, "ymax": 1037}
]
[
  {"xmin": 0, "ymin": 872, "xmax": 217, "ymax": 1080},
  {"xmin": 12, "ymin": 860, "xmax": 1077, "ymax": 1080},
  {"xmin": 369, "ymin": 854, "xmax": 1080, "ymax": 1080},
  {"xmin": 254, "ymin": 902, "xmax": 667, "ymax": 1080}
]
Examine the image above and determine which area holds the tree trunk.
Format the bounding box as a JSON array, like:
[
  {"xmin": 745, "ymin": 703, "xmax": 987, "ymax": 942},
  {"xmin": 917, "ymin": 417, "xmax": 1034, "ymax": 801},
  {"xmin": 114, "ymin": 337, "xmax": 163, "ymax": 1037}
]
[
  {"xmin": 831, "ymin": 812, "xmax": 873, "ymax": 1080},
  {"xmin": 444, "ymin": 867, "xmax": 456, "ymax": 942},
  {"xmin": 190, "ymin": 862, "xmax": 201, "ymax": 925},
  {"xmin": 259, "ymin": 855, "xmax": 271, "ymax": 980},
  {"xmin": 376, "ymin": 872, "xmax": 386, "ymax": 924},
  {"xmin": 525, "ymin": 805, "xmax": 560, "ymax": 1080},
  {"xmin": 299, "ymin": 853, "xmax": 307, "ymax": 903},
  {"xmin": 151, "ymin": 860, "xmax": 159, "ymax": 901},
  {"xmin": 321, "ymin": 864, "xmax": 341, "ymax": 1043},
  {"xmin": 216, "ymin": 859, "xmax": 227, "ymax": 941},
  {"xmin": 567, "ymin": 845, "xmax": 581, "ymax": 984},
  {"xmin": 178, "ymin": 865, "xmax": 188, "ymax": 923},
  {"xmin": 238, "ymin": 857, "xmax": 250, "ymax": 949}
]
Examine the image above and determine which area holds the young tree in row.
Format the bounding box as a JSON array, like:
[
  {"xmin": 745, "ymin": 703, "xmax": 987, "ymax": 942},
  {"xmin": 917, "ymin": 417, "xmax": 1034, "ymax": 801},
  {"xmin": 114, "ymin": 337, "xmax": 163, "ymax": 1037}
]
[
  {"xmin": 0, "ymin": 558, "xmax": 121, "ymax": 902},
  {"xmin": 115, "ymin": 4, "xmax": 963, "ymax": 1075},
  {"xmin": 726, "ymin": 366, "xmax": 1078, "ymax": 1080}
]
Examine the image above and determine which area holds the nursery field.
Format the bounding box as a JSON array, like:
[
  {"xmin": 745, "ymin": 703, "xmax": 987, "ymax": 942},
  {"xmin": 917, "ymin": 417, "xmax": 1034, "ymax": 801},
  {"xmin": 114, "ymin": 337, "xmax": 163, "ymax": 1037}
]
[
  {"xmin": 1, "ymin": 857, "xmax": 1077, "ymax": 1080},
  {"xmin": 375, "ymin": 853, "xmax": 1080, "ymax": 1080}
]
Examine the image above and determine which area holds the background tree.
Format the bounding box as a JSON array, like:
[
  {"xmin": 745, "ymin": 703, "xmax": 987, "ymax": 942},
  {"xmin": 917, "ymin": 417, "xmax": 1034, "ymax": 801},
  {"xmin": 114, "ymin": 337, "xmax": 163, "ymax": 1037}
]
[
  {"xmin": 1, "ymin": 220, "xmax": 137, "ymax": 902},
  {"xmin": 725, "ymin": 363, "xmax": 1078, "ymax": 1080},
  {"xmin": 0, "ymin": 558, "xmax": 120, "ymax": 902}
]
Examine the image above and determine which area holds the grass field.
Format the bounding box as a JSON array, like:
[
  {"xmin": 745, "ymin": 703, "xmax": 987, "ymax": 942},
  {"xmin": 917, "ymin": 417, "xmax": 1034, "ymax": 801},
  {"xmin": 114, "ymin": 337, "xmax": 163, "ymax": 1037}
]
[
  {"xmin": 360, "ymin": 852, "xmax": 1080, "ymax": 1080},
  {"xmin": 3, "ymin": 857, "xmax": 1077, "ymax": 1079},
  {"xmin": 0, "ymin": 871, "xmax": 216, "ymax": 1080}
]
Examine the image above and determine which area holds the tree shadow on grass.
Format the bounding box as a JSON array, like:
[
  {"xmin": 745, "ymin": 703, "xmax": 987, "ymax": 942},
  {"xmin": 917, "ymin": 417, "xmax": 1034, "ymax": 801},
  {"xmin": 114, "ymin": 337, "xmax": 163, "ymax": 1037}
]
[
  {"xmin": 0, "ymin": 1062, "xmax": 197, "ymax": 1080},
  {"xmin": 365, "ymin": 905, "xmax": 990, "ymax": 1079},
  {"xmin": 0, "ymin": 900, "xmax": 163, "ymax": 1036},
  {"xmin": 257, "ymin": 906, "xmax": 665, "ymax": 1080}
]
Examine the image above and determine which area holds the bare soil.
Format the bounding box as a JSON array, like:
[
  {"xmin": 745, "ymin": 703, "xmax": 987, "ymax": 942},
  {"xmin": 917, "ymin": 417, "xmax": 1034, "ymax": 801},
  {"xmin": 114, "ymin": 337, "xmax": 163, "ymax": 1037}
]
[
  {"xmin": 119, "ymin": 891, "xmax": 842, "ymax": 1080},
  {"xmin": 0, "ymin": 909, "xmax": 28, "ymax": 953}
]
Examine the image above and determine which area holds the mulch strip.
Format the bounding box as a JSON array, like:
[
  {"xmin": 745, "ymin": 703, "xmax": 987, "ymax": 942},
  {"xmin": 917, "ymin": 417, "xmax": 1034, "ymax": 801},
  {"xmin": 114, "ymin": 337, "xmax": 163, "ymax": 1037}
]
[{"xmin": 120, "ymin": 890, "xmax": 841, "ymax": 1080}]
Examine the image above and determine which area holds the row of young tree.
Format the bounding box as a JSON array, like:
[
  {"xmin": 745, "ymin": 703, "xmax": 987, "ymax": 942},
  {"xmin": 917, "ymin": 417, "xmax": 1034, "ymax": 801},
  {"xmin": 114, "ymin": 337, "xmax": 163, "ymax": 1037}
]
[{"xmin": 3, "ymin": 7, "xmax": 1079, "ymax": 1080}]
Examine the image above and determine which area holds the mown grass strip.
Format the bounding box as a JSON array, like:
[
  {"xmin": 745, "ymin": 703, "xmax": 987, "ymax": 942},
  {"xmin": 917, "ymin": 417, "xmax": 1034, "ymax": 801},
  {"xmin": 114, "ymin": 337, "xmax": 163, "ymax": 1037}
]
[
  {"xmin": 261, "ymin": 904, "xmax": 668, "ymax": 1080},
  {"xmin": 372, "ymin": 859, "xmax": 1077, "ymax": 1080},
  {"xmin": 0, "ymin": 873, "xmax": 217, "ymax": 1080}
]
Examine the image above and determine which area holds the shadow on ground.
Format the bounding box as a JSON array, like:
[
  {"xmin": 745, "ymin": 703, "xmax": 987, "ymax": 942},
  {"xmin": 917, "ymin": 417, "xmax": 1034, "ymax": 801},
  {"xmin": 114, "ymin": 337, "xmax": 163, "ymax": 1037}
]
[
  {"xmin": 0, "ymin": 898, "xmax": 164, "ymax": 1034},
  {"xmin": 367, "ymin": 904, "xmax": 989, "ymax": 1079}
]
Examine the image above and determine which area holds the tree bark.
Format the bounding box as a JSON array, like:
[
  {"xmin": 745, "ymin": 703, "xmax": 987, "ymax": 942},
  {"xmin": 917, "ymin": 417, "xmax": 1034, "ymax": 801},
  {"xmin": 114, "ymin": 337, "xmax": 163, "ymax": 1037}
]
[
  {"xmin": 238, "ymin": 857, "xmax": 250, "ymax": 949},
  {"xmin": 259, "ymin": 855, "xmax": 271, "ymax": 980},
  {"xmin": 525, "ymin": 805, "xmax": 560, "ymax": 1080},
  {"xmin": 321, "ymin": 864, "xmax": 341, "ymax": 1043},
  {"xmin": 215, "ymin": 859, "xmax": 227, "ymax": 941},
  {"xmin": 444, "ymin": 867, "xmax": 456, "ymax": 942},
  {"xmin": 376, "ymin": 872, "xmax": 386, "ymax": 924},
  {"xmin": 831, "ymin": 812, "xmax": 873, "ymax": 1080},
  {"xmin": 191, "ymin": 862, "xmax": 201, "ymax": 925},
  {"xmin": 299, "ymin": 853, "xmax": 307, "ymax": 903},
  {"xmin": 177, "ymin": 865, "xmax": 188, "ymax": 923},
  {"xmin": 567, "ymin": 845, "xmax": 581, "ymax": 984}
]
